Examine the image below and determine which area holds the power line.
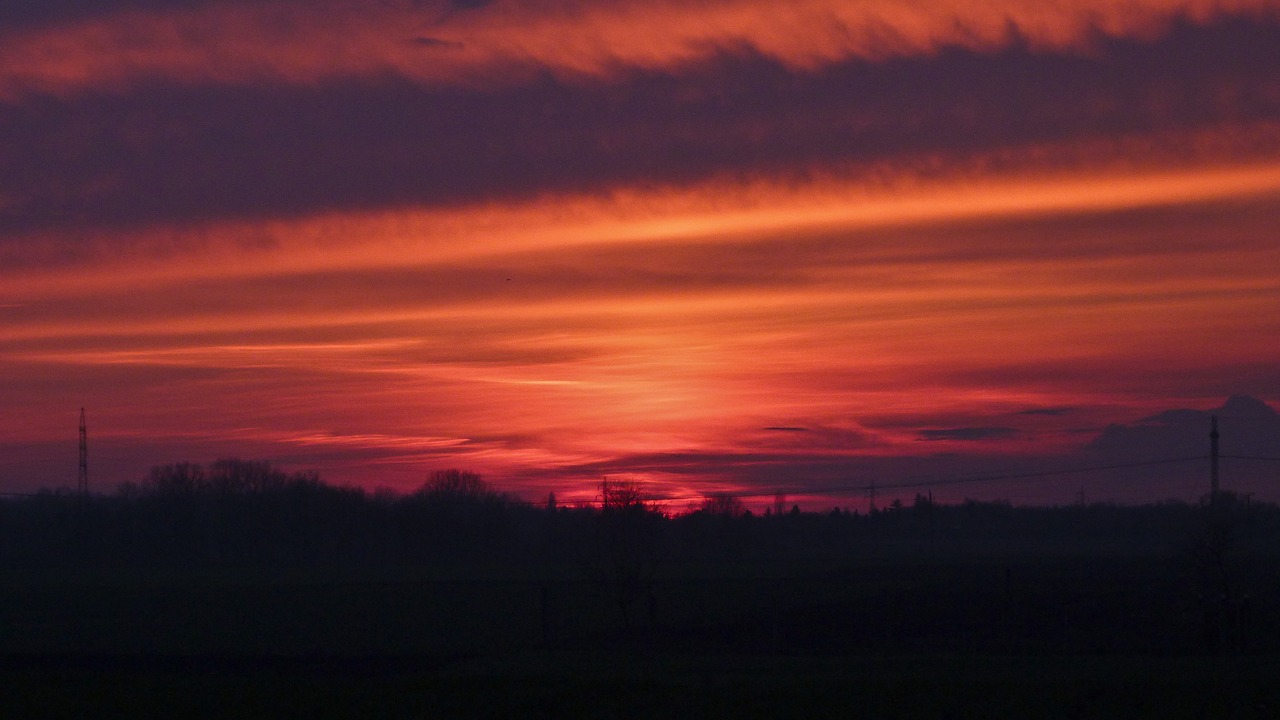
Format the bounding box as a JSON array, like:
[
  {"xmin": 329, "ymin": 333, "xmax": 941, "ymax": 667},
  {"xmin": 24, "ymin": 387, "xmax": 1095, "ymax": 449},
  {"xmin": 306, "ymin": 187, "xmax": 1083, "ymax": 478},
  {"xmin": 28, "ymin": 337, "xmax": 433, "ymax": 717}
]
[
  {"xmin": 639, "ymin": 454, "xmax": 1210, "ymax": 504},
  {"xmin": 862, "ymin": 455, "xmax": 1208, "ymax": 494}
]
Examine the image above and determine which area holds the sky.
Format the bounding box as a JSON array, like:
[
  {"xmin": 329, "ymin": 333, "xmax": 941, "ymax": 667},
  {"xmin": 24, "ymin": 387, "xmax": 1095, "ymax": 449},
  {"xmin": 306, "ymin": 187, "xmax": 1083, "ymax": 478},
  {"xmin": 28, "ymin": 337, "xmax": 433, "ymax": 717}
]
[{"xmin": 2, "ymin": 0, "xmax": 1280, "ymax": 507}]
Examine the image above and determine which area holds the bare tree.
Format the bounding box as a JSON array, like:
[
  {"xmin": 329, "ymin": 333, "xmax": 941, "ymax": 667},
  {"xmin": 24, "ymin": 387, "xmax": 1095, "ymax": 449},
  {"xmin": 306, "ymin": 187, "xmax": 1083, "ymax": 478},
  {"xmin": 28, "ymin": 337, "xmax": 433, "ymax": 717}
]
[
  {"xmin": 132, "ymin": 462, "xmax": 207, "ymax": 497},
  {"xmin": 586, "ymin": 478, "xmax": 664, "ymax": 637},
  {"xmin": 416, "ymin": 468, "xmax": 494, "ymax": 500},
  {"xmin": 209, "ymin": 458, "xmax": 289, "ymax": 495},
  {"xmin": 700, "ymin": 492, "xmax": 746, "ymax": 517},
  {"xmin": 125, "ymin": 459, "xmax": 310, "ymax": 498}
]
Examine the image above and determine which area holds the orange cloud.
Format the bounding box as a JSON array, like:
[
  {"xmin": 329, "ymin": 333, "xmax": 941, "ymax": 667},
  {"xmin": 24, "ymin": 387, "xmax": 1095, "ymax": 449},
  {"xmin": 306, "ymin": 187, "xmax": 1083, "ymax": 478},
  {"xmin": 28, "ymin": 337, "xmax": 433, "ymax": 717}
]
[
  {"xmin": 4, "ymin": 155, "xmax": 1277, "ymax": 490},
  {"xmin": 3, "ymin": 3, "xmax": 1278, "ymax": 498},
  {"xmin": 0, "ymin": 0, "xmax": 1272, "ymax": 96},
  {"xmin": 2, "ymin": 56, "xmax": 1278, "ymax": 495},
  {"xmin": 7, "ymin": 119, "xmax": 1279, "ymax": 287}
]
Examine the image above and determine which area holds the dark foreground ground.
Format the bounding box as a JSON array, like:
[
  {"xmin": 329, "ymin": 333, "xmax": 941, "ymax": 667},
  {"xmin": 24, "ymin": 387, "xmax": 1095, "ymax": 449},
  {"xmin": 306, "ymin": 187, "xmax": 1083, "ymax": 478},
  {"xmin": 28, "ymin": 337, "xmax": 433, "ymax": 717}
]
[
  {"xmin": 3, "ymin": 490, "xmax": 1278, "ymax": 716},
  {"xmin": 1, "ymin": 554, "xmax": 1278, "ymax": 718},
  {"xmin": 2, "ymin": 651, "xmax": 1278, "ymax": 718}
]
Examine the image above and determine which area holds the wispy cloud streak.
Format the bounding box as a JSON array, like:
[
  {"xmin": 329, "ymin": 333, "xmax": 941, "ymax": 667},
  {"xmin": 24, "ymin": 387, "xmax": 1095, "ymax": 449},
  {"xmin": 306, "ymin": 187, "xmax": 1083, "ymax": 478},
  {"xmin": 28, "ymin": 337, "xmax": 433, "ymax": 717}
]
[
  {"xmin": 4, "ymin": 15, "xmax": 1280, "ymax": 234},
  {"xmin": 1, "ymin": 0, "xmax": 1274, "ymax": 96}
]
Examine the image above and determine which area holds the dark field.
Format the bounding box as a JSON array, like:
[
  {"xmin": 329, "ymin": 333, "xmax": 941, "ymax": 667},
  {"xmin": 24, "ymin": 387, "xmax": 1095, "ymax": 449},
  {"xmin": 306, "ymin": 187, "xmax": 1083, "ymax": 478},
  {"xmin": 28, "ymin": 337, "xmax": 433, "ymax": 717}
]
[
  {"xmin": 2, "ymin": 554, "xmax": 1276, "ymax": 655},
  {"xmin": 1, "ymin": 477, "xmax": 1278, "ymax": 716},
  {"xmin": 4, "ymin": 652, "xmax": 1279, "ymax": 718},
  {"xmin": 2, "ymin": 556, "xmax": 1279, "ymax": 717}
]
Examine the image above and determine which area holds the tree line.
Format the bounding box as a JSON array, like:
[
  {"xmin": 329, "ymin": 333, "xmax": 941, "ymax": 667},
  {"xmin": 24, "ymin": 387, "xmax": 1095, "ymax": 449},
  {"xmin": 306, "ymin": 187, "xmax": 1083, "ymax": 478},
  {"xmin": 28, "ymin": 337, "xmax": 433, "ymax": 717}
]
[
  {"xmin": 3, "ymin": 459, "xmax": 1279, "ymax": 652},
  {"xmin": 2, "ymin": 458, "xmax": 1276, "ymax": 571}
]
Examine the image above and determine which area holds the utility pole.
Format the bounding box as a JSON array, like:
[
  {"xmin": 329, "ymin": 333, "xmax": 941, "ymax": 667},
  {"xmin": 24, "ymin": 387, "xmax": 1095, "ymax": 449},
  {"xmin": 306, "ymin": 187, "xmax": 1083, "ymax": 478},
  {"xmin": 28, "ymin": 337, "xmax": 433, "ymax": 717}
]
[
  {"xmin": 78, "ymin": 407, "xmax": 88, "ymax": 496},
  {"xmin": 1209, "ymin": 414, "xmax": 1219, "ymax": 502}
]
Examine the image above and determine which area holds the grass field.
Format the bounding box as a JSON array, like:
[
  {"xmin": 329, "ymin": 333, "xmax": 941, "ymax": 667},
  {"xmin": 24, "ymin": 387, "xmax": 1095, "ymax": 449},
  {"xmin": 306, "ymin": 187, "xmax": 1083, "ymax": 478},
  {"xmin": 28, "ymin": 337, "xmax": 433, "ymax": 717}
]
[
  {"xmin": 1, "ymin": 555, "xmax": 1276, "ymax": 716},
  {"xmin": 1, "ymin": 554, "xmax": 1274, "ymax": 655},
  {"xmin": 2, "ymin": 652, "xmax": 1278, "ymax": 718}
]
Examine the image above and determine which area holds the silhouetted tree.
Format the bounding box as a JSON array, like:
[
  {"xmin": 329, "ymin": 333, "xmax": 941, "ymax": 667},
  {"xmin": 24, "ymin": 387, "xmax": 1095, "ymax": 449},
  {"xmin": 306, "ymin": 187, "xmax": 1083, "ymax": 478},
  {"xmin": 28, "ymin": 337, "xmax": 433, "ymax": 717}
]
[
  {"xmin": 1189, "ymin": 491, "xmax": 1256, "ymax": 652},
  {"xmin": 587, "ymin": 478, "xmax": 664, "ymax": 637},
  {"xmin": 404, "ymin": 469, "xmax": 514, "ymax": 561},
  {"xmin": 699, "ymin": 492, "xmax": 746, "ymax": 518},
  {"xmin": 208, "ymin": 458, "xmax": 290, "ymax": 495},
  {"xmin": 415, "ymin": 468, "xmax": 495, "ymax": 500},
  {"xmin": 127, "ymin": 461, "xmax": 208, "ymax": 497},
  {"xmin": 122, "ymin": 459, "xmax": 309, "ymax": 499}
]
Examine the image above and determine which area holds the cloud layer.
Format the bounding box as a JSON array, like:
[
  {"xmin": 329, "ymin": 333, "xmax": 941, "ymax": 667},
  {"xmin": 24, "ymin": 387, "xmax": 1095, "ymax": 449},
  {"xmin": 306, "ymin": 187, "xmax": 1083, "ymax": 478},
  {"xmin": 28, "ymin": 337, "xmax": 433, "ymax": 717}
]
[
  {"xmin": 1, "ymin": 2, "xmax": 1278, "ymax": 504},
  {"xmin": 4, "ymin": 13, "xmax": 1280, "ymax": 237}
]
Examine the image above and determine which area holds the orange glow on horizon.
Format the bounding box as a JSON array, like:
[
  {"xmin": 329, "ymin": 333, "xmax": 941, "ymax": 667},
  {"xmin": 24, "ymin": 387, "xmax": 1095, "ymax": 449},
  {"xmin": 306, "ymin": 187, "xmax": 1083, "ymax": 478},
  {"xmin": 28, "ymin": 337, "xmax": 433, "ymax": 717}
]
[
  {"xmin": 2, "ymin": 4, "xmax": 1279, "ymax": 502},
  {"xmin": 3, "ymin": 154, "xmax": 1278, "ymax": 495}
]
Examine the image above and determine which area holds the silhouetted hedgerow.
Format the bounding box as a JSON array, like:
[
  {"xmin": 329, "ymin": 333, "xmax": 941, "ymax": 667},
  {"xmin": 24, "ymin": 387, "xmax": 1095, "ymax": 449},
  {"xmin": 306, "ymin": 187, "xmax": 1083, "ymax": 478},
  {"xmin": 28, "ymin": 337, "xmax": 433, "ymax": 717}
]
[
  {"xmin": 4, "ymin": 460, "xmax": 1280, "ymax": 570},
  {"xmin": 4, "ymin": 462, "xmax": 1280, "ymax": 654}
]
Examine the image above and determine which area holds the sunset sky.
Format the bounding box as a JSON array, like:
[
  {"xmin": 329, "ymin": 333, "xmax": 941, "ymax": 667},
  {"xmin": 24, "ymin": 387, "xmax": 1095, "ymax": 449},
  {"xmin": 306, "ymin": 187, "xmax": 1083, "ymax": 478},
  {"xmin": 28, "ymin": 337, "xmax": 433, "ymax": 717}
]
[{"xmin": 2, "ymin": 0, "xmax": 1279, "ymax": 507}]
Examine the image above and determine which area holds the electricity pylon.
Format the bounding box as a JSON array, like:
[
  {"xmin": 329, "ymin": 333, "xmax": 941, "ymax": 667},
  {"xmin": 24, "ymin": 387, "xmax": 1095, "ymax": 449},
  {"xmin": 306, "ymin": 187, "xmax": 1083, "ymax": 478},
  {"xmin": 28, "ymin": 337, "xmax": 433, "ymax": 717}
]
[{"xmin": 78, "ymin": 407, "xmax": 88, "ymax": 496}]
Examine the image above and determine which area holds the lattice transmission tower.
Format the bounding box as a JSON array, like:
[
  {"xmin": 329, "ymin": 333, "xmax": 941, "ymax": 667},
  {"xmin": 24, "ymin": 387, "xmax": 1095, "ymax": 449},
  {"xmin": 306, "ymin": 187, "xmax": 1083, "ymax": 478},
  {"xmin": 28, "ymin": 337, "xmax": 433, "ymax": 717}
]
[
  {"xmin": 78, "ymin": 407, "xmax": 88, "ymax": 495},
  {"xmin": 1210, "ymin": 414, "xmax": 1219, "ymax": 501}
]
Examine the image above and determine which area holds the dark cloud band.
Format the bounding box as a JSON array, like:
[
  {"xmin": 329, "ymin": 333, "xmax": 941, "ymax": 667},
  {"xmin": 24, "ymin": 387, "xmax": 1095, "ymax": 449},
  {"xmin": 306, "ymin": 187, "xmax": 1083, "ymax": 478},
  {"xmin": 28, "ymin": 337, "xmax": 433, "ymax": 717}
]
[{"xmin": 2, "ymin": 15, "xmax": 1278, "ymax": 237}]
